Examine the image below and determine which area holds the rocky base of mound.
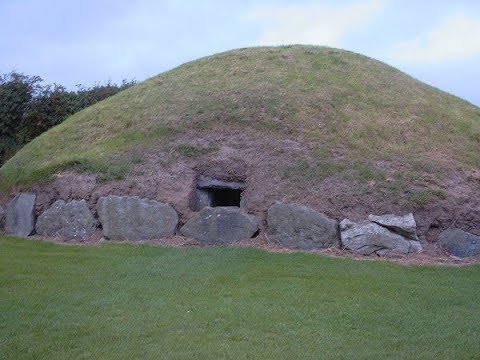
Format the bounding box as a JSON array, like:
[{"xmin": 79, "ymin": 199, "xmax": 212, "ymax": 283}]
[
  {"xmin": 1, "ymin": 133, "xmax": 479, "ymax": 262},
  {"xmin": 3, "ymin": 125, "xmax": 479, "ymax": 243},
  {"xmin": 2, "ymin": 189, "xmax": 479, "ymax": 262}
]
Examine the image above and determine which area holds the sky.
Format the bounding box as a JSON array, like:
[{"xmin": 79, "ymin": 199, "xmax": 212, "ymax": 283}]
[{"xmin": 1, "ymin": 0, "xmax": 479, "ymax": 106}]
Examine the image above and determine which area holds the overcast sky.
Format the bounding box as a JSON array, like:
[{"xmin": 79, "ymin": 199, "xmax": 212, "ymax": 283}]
[{"xmin": 1, "ymin": 0, "xmax": 479, "ymax": 106}]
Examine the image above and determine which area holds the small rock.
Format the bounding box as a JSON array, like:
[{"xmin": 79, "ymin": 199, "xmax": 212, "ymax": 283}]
[
  {"xmin": 97, "ymin": 196, "xmax": 178, "ymax": 241},
  {"xmin": 438, "ymin": 228, "xmax": 480, "ymax": 257},
  {"xmin": 267, "ymin": 202, "xmax": 339, "ymax": 250},
  {"xmin": 368, "ymin": 213, "xmax": 419, "ymax": 240},
  {"xmin": 180, "ymin": 207, "xmax": 258, "ymax": 244},
  {"xmin": 340, "ymin": 219, "xmax": 422, "ymax": 257},
  {"xmin": 6, "ymin": 193, "xmax": 36, "ymax": 237},
  {"xmin": 35, "ymin": 200, "xmax": 96, "ymax": 241}
]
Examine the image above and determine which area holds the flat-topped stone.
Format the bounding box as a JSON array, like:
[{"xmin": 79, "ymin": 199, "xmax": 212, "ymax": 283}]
[
  {"xmin": 368, "ymin": 213, "xmax": 419, "ymax": 240},
  {"xmin": 97, "ymin": 196, "xmax": 178, "ymax": 241},
  {"xmin": 267, "ymin": 202, "xmax": 339, "ymax": 250},
  {"xmin": 6, "ymin": 193, "xmax": 36, "ymax": 237},
  {"xmin": 180, "ymin": 207, "xmax": 258, "ymax": 244},
  {"xmin": 196, "ymin": 176, "xmax": 245, "ymax": 190}
]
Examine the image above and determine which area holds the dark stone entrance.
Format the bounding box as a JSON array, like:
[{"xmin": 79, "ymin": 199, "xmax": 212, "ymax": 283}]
[{"xmin": 192, "ymin": 176, "xmax": 245, "ymax": 210}]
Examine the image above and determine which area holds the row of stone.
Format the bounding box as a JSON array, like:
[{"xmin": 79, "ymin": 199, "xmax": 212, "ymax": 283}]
[
  {"xmin": 2, "ymin": 194, "xmax": 254, "ymax": 242},
  {"xmin": 2, "ymin": 193, "xmax": 479, "ymax": 258},
  {"xmin": 267, "ymin": 203, "xmax": 422, "ymax": 256},
  {"xmin": 3, "ymin": 194, "xmax": 179, "ymax": 241},
  {"xmin": 268, "ymin": 203, "xmax": 480, "ymax": 258}
]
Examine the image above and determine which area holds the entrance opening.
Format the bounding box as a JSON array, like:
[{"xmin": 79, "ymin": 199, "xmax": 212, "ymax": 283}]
[
  {"xmin": 192, "ymin": 175, "xmax": 245, "ymax": 210},
  {"xmin": 208, "ymin": 187, "xmax": 243, "ymax": 207}
]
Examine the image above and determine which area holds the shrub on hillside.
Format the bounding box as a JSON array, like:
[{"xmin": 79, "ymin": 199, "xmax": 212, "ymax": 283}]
[{"xmin": 0, "ymin": 72, "xmax": 135, "ymax": 165}]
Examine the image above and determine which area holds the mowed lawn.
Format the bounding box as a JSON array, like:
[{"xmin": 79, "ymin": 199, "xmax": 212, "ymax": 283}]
[{"xmin": 1, "ymin": 236, "xmax": 479, "ymax": 359}]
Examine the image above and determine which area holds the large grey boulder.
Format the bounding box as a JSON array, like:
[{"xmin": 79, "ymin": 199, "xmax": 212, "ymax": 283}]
[
  {"xmin": 180, "ymin": 207, "xmax": 258, "ymax": 244},
  {"xmin": 267, "ymin": 202, "xmax": 339, "ymax": 250},
  {"xmin": 97, "ymin": 196, "xmax": 178, "ymax": 241},
  {"xmin": 438, "ymin": 229, "xmax": 480, "ymax": 257},
  {"xmin": 368, "ymin": 213, "xmax": 419, "ymax": 240},
  {"xmin": 35, "ymin": 200, "xmax": 96, "ymax": 241},
  {"xmin": 340, "ymin": 219, "xmax": 422, "ymax": 257},
  {"xmin": 6, "ymin": 193, "xmax": 36, "ymax": 237}
]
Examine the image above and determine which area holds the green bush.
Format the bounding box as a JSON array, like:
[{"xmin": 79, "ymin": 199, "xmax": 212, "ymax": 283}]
[{"xmin": 0, "ymin": 72, "xmax": 135, "ymax": 166}]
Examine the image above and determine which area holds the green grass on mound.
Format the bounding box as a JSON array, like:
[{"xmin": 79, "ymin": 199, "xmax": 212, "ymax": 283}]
[
  {"xmin": 1, "ymin": 46, "xmax": 479, "ymax": 193},
  {"xmin": 1, "ymin": 236, "xmax": 479, "ymax": 359}
]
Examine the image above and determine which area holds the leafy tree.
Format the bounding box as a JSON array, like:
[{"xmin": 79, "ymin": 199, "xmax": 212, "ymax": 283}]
[
  {"xmin": 0, "ymin": 72, "xmax": 135, "ymax": 165},
  {"xmin": 0, "ymin": 72, "xmax": 42, "ymax": 137}
]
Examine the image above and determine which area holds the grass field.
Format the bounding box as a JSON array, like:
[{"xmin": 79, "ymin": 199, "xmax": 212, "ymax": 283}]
[{"xmin": 1, "ymin": 236, "xmax": 479, "ymax": 359}]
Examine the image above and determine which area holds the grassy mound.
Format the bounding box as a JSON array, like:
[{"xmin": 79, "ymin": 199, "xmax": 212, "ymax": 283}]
[
  {"xmin": 1, "ymin": 236, "xmax": 480, "ymax": 358},
  {"xmin": 1, "ymin": 46, "xmax": 479, "ymax": 206}
]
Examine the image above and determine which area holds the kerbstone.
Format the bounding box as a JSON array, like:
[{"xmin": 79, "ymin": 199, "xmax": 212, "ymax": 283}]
[
  {"xmin": 438, "ymin": 228, "xmax": 480, "ymax": 257},
  {"xmin": 340, "ymin": 219, "xmax": 422, "ymax": 257},
  {"xmin": 267, "ymin": 202, "xmax": 339, "ymax": 250},
  {"xmin": 6, "ymin": 193, "xmax": 36, "ymax": 237},
  {"xmin": 180, "ymin": 207, "xmax": 258, "ymax": 244},
  {"xmin": 35, "ymin": 200, "xmax": 96, "ymax": 241},
  {"xmin": 0, "ymin": 205, "xmax": 5, "ymax": 229},
  {"xmin": 97, "ymin": 196, "xmax": 178, "ymax": 241}
]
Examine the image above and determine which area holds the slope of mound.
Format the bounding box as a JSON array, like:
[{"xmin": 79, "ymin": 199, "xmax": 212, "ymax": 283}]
[{"xmin": 1, "ymin": 46, "xmax": 479, "ymax": 240}]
